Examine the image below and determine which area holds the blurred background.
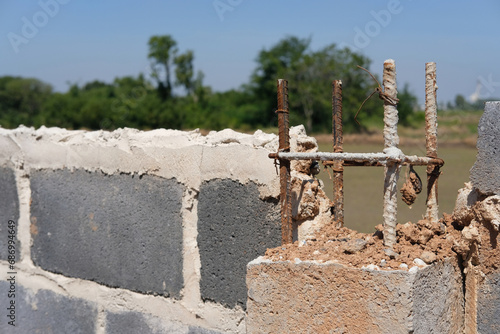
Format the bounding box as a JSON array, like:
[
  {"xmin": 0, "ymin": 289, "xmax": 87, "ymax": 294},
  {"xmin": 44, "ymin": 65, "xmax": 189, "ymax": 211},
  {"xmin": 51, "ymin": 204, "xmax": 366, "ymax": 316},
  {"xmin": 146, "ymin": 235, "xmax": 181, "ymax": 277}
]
[{"xmin": 1, "ymin": 0, "xmax": 498, "ymax": 230}]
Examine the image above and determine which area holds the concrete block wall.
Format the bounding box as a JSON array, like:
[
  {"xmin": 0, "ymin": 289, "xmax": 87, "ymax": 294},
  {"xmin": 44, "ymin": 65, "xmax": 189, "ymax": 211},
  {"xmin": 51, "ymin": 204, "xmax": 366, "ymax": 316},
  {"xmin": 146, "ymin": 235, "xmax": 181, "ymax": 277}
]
[
  {"xmin": 11, "ymin": 101, "xmax": 500, "ymax": 333},
  {"xmin": 0, "ymin": 125, "xmax": 324, "ymax": 333},
  {"xmin": 247, "ymin": 258, "xmax": 464, "ymax": 334}
]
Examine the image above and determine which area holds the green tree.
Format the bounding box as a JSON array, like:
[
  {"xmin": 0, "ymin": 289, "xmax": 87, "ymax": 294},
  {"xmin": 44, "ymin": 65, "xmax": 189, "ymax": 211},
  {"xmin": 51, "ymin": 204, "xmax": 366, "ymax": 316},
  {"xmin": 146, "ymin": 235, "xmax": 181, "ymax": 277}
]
[
  {"xmin": 250, "ymin": 36, "xmax": 310, "ymax": 128},
  {"xmin": 454, "ymin": 94, "xmax": 469, "ymax": 110},
  {"xmin": 250, "ymin": 36, "xmax": 379, "ymax": 133},
  {"xmin": 1, "ymin": 35, "xmax": 421, "ymax": 133},
  {"xmin": 148, "ymin": 35, "xmax": 178, "ymax": 100},
  {"xmin": 174, "ymin": 50, "xmax": 195, "ymax": 95},
  {"xmin": 0, "ymin": 77, "xmax": 52, "ymax": 128},
  {"xmin": 397, "ymin": 83, "xmax": 418, "ymax": 126},
  {"xmin": 39, "ymin": 92, "xmax": 74, "ymax": 128},
  {"xmin": 108, "ymin": 74, "xmax": 155, "ymax": 129},
  {"xmin": 192, "ymin": 71, "xmax": 208, "ymax": 104}
]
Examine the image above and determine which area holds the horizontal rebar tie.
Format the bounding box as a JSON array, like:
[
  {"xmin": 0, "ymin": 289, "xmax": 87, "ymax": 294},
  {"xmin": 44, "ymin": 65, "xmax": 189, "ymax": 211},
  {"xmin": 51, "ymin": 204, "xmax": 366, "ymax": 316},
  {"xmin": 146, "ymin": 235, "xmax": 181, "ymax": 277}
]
[{"xmin": 268, "ymin": 151, "xmax": 444, "ymax": 167}]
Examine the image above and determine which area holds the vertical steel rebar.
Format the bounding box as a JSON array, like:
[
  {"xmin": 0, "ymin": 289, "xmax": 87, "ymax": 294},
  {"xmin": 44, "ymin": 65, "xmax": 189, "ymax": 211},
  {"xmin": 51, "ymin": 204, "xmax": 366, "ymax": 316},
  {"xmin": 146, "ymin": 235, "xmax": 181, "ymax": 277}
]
[
  {"xmin": 382, "ymin": 59, "xmax": 401, "ymax": 249},
  {"xmin": 277, "ymin": 79, "xmax": 293, "ymax": 244},
  {"xmin": 425, "ymin": 62, "xmax": 440, "ymax": 223},
  {"xmin": 332, "ymin": 80, "xmax": 344, "ymax": 228}
]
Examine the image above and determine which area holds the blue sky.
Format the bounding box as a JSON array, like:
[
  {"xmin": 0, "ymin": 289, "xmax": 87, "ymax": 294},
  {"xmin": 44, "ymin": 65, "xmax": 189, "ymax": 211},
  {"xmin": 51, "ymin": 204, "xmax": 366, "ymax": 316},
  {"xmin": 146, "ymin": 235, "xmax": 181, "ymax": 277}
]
[{"xmin": 1, "ymin": 0, "xmax": 499, "ymax": 106}]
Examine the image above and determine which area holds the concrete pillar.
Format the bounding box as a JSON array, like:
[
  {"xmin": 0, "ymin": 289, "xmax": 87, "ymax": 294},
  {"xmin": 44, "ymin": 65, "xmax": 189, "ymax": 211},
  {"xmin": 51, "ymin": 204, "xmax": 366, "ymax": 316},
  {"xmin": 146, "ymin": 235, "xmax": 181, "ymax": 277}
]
[
  {"xmin": 469, "ymin": 101, "xmax": 500, "ymax": 333},
  {"xmin": 247, "ymin": 258, "xmax": 464, "ymax": 333},
  {"xmin": 470, "ymin": 101, "xmax": 500, "ymax": 196}
]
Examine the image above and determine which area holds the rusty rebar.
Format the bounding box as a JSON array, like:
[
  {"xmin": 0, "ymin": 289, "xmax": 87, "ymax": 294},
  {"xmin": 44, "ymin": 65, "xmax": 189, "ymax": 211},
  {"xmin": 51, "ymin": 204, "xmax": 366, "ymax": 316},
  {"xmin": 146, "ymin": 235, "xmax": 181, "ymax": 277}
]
[
  {"xmin": 269, "ymin": 62, "xmax": 442, "ymax": 247},
  {"xmin": 425, "ymin": 62, "xmax": 440, "ymax": 223},
  {"xmin": 332, "ymin": 80, "xmax": 344, "ymax": 228},
  {"xmin": 276, "ymin": 79, "xmax": 293, "ymax": 244},
  {"xmin": 382, "ymin": 59, "xmax": 400, "ymax": 249},
  {"xmin": 268, "ymin": 151, "xmax": 443, "ymax": 166}
]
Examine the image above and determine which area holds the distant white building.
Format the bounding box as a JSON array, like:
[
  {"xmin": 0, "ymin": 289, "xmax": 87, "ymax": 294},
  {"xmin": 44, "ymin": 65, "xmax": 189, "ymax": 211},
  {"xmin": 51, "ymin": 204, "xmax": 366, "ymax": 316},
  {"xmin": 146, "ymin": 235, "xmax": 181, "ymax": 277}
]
[{"xmin": 470, "ymin": 80, "xmax": 482, "ymax": 103}]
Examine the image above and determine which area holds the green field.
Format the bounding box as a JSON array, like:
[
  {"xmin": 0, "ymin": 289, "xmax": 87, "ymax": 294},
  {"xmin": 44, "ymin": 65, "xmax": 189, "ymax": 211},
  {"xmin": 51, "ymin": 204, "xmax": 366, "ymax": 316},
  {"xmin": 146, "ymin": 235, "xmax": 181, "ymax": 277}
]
[{"xmin": 316, "ymin": 143, "xmax": 478, "ymax": 233}]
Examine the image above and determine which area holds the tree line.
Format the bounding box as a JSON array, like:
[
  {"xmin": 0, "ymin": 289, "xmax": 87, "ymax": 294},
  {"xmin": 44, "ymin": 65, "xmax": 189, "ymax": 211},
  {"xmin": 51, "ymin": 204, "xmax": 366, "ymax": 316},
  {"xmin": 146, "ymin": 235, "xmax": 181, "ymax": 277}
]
[{"xmin": 1, "ymin": 35, "xmax": 455, "ymax": 134}]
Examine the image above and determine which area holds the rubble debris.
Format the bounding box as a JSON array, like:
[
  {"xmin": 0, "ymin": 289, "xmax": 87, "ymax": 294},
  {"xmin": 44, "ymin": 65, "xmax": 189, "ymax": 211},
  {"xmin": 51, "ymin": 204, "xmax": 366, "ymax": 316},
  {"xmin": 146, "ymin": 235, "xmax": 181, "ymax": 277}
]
[
  {"xmin": 342, "ymin": 238, "xmax": 367, "ymax": 254},
  {"xmin": 420, "ymin": 251, "xmax": 437, "ymax": 264}
]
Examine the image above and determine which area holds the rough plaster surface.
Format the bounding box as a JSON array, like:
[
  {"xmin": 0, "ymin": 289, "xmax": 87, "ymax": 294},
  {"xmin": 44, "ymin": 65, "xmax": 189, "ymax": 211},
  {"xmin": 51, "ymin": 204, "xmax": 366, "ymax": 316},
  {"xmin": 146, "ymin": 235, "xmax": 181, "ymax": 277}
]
[
  {"xmin": 198, "ymin": 179, "xmax": 280, "ymax": 309},
  {"xmin": 0, "ymin": 126, "xmax": 280, "ymax": 198},
  {"xmin": 246, "ymin": 258, "xmax": 464, "ymax": 334},
  {"xmin": 0, "ymin": 281, "xmax": 97, "ymax": 334},
  {"xmin": 471, "ymin": 101, "xmax": 500, "ymax": 195},
  {"xmin": 30, "ymin": 168, "xmax": 184, "ymax": 298},
  {"xmin": 0, "ymin": 166, "xmax": 20, "ymax": 261}
]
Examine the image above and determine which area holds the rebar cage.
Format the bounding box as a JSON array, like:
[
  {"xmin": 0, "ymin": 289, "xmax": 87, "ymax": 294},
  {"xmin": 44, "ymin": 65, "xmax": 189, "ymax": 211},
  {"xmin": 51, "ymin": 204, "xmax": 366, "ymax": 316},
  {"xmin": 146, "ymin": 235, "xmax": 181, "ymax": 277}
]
[{"xmin": 269, "ymin": 60, "xmax": 443, "ymax": 248}]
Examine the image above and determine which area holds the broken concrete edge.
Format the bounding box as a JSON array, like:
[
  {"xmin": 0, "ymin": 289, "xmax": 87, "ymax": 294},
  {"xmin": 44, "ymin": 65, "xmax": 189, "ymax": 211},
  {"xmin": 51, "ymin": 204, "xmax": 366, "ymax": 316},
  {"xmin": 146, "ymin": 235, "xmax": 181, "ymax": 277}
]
[
  {"xmin": 451, "ymin": 100, "xmax": 500, "ymax": 333},
  {"xmin": 245, "ymin": 180, "xmax": 495, "ymax": 331},
  {"xmin": 248, "ymin": 255, "xmax": 434, "ymax": 274},
  {"xmin": 452, "ymin": 182, "xmax": 500, "ymax": 264},
  {"xmin": 449, "ymin": 181, "xmax": 500, "ymax": 334},
  {"xmin": 443, "ymin": 101, "xmax": 500, "ymax": 333}
]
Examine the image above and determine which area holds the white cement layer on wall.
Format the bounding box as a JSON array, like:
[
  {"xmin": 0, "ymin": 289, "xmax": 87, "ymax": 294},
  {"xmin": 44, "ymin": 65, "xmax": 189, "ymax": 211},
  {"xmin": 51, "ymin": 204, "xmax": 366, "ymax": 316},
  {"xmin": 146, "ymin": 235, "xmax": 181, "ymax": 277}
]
[{"xmin": 0, "ymin": 126, "xmax": 280, "ymax": 199}]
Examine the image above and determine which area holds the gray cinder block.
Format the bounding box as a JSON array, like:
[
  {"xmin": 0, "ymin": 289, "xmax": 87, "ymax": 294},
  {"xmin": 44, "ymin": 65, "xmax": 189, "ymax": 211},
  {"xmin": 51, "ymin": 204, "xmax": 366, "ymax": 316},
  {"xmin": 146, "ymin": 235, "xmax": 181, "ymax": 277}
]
[
  {"xmin": 477, "ymin": 271, "xmax": 500, "ymax": 333},
  {"xmin": 471, "ymin": 101, "xmax": 500, "ymax": 195},
  {"xmin": 0, "ymin": 166, "xmax": 19, "ymax": 261},
  {"xmin": 105, "ymin": 310, "xmax": 224, "ymax": 334},
  {"xmin": 0, "ymin": 282, "xmax": 97, "ymax": 334},
  {"xmin": 106, "ymin": 311, "xmax": 186, "ymax": 334},
  {"xmin": 30, "ymin": 169, "xmax": 184, "ymax": 297},
  {"xmin": 197, "ymin": 179, "xmax": 280, "ymax": 309},
  {"xmin": 187, "ymin": 326, "xmax": 224, "ymax": 334}
]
